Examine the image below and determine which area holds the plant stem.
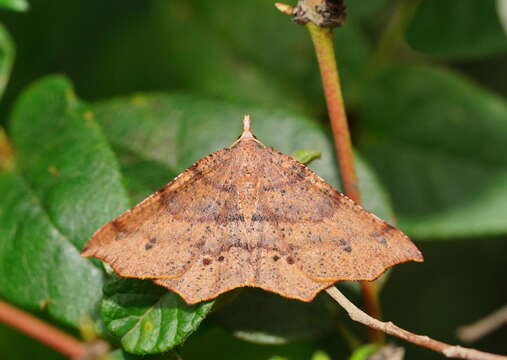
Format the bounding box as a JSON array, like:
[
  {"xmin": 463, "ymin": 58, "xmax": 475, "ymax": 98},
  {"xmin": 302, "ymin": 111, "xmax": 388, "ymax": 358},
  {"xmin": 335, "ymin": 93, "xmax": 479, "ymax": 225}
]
[
  {"xmin": 326, "ymin": 287, "xmax": 507, "ymax": 360},
  {"xmin": 361, "ymin": 281, "xmax": 383, "ymax": 342},
  {"xmin": 0, "ymin": 300, "xmax": 107, "ymax": 359},
  {"xmin": 306, "ymin": 22, "xmax": 384, "ymax": 344},
  {"xmin": 307, "ymin": 23, "xmax": 360, "ymax": 203}
]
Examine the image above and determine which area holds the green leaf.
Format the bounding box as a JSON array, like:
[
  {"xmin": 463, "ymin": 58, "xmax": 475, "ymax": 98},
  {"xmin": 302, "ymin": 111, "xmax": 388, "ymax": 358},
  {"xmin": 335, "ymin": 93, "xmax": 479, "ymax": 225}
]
[
  {"xmin": 213, "ymin": 289, "xmax": 334, "ymax": 345},
  {"xmin": 349, "ymin": 344, "xmax": 380, "ymax": 360},
  {"xmin": 116, "ymin": 147, "xmax": 179, "ymax": 205},
  {"xmin": 359, "ymin": 65, "xmax": 507, "ymax": 239},
  {"xmin": 87, "ymin": 1, "xmax": 295, "ymax": 112},
  {"xmin": 407, "ymin": 0, "xmax": 507, "ymax": 59},
  {"xmin": 0, "ymin": 76, "xmax": 129, "ymax": 327},
  {"xmin": 311, "ymin": 351, "xmax": 332, "ymax": 360},
  {"xmin": 291, "ymin": 149, "xmax": 321, "ymax": 165},
  {"xmin": 0, "ymin": 0, "xmax": 28, "ymax": 12},
  {"xmin": 101, "ymin": 276, "xmax": 213, "ymax": 355},
  {"xmin": 88, "ymin": 0, "xmax": 368, "ymax": 114},
  {"xmin": 93, "ymin": 93, "xmax": 395, "ymax": 223},
  {"xmin": 190, "ymin": 0, "xmax": 369, "ymax": 109},
  {"xmin": 0, "ymin": 24, "xmax": 14, "ymax": 101}
]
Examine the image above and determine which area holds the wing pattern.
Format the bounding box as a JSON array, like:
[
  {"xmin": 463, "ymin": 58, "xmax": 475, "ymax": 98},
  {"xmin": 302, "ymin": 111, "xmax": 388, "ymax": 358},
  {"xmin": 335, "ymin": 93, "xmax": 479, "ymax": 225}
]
[{"xmin": 82, "ymin": 136, "xmax": 422, "ymax": 304}]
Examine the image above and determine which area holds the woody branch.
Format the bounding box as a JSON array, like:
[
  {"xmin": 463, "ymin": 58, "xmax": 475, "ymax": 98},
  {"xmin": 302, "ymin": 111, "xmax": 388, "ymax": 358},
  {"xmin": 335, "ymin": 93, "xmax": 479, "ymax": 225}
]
[{"xmin": 326, "ymin": 287, "xmax": 507, "ymax": 360}]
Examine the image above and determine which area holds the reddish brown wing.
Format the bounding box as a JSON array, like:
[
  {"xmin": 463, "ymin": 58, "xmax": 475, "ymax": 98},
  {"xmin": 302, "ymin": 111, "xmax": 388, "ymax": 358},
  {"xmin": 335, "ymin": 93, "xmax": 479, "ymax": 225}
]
[
  {"xmin": 82, "ymin": 147, "xmax": 244, "ymax": 279},
  {"xmin": 253, "ymin": 146, "xmax": 423, "ymax": 282},
  {"xmin": 82, "ymin": 141, "xmax": 336, "ymax": 304},
  {"xmin": 82, "ymin": 135, "xmax": 422, "ymax": 305}
]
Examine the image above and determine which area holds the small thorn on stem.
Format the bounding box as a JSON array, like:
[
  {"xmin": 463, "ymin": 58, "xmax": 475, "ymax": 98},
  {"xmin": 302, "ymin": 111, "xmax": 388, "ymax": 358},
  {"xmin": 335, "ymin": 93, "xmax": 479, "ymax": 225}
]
[
  {"xmin": 275, "ymin": 2, "xmax": 295, "ymax": 16},
  {"xmin": 240, "ymin": 115, "xmax": 254, "ymax": 140}
]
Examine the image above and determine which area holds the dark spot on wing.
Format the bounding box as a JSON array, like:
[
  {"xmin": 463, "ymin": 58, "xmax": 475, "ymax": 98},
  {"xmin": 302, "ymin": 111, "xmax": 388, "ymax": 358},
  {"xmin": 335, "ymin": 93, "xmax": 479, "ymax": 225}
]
[
  {"xmin": 191, "ymin": 168, "xmax": 203, "ymax": 177},
  {"xmin": 194, "ymin": 240, "xmax": 205, "ymax": 249},
  {"xmin": 286, "ymin": 257, "xmax": 295, "ymax": 265},
  {"xmin": 273, "ymin": 255, "xmax": 280, "ymax": 262},
  {"xmin": 381, "ymin": 223, "xmax": 396, "ymax": 234},
  {"xmin": 251, "ymin": 213, "xmax": 267, "ymax": 222},
  {"xmin": 214, "ymin": 213, "xmax": 245, "ymax": 223},
  {"xmin": 372, "ymin": 224, "xmax": 396, "ymax": 245},
  {"xmin": 111, "ymin": 219, "xmax": 127, "ymax": 233},
  {"xmin": 203, "ymin": 258, "xmax": 212, "ymax": 266},
  {"xmin": 221, "ymin": 184, "xmax": 236, "ymax": 192},
  {"xmin": 339, "ymin": 239, "xmax": 352, "ymax": 253},
  {"xmin": 114, "ymin": 231, "xmax": 126, "ymax": 241},
  {"xmin": 218, "ymin": 256, "xmax": 224, "ymax": 262},
  {"xmin": 233, "ymin": 214, "xmax": 245, "ymax": 222}
]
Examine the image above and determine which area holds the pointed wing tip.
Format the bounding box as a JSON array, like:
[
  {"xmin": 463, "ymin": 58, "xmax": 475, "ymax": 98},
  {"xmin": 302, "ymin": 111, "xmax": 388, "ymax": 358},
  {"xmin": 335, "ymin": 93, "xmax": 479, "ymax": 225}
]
[
  {"xmin": 80, "ymin": 241, "xmax": 105, "ymax": 259},
  {"xmin": 80, "ymin": 250, "xmax": 95, "ymax": 258},
  {"xmin": 80, "ymin": 244, "xmax": 94, "ymax": 257},
  {"xmin": 409, "ymin": 243, "xmax": 424, "ymax": 263},
  {"xmin": 413, "ymin": 252, "xmax": 424, "ymax": 263}
]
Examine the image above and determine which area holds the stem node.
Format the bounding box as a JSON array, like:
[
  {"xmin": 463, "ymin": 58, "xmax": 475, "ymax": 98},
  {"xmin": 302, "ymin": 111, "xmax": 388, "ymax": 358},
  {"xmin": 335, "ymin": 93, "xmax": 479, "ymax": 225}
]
[{"xmin": 294, "ymin": 0, "xmax": 347, "ymax": 28}]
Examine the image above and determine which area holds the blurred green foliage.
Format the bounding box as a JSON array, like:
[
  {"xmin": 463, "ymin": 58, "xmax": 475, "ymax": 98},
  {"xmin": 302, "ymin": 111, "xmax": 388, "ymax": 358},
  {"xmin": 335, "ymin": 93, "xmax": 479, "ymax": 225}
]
[{"xmin": 0, "ymin": 0, "xmax": 506, "ymax": 359}]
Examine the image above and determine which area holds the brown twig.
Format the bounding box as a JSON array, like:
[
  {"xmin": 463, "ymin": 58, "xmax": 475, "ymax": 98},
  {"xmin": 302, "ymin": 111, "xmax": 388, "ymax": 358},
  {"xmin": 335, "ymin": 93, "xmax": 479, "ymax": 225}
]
[
  {"xmin": 326, "ymin": 287, "xmax": 507, "ymax": 360},
  {"xmin": 0, "ymin": 300, "xmax": 107, "ymax": 359},
  {"xmin": 458, "ymin": 305, "xmax": 507, "ymax": 343}
]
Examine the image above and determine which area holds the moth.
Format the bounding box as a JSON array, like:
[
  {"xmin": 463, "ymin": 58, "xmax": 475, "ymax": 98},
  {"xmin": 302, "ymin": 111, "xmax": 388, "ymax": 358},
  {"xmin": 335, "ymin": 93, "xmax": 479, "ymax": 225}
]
[{"xmin": 82, "ymin": 116, "xmax": 422, "ymax": 304}]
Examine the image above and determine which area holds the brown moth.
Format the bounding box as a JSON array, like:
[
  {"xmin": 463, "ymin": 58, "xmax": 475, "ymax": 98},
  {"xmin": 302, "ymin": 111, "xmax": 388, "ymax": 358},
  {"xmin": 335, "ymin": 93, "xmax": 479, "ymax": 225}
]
[{"xmin": 82, "ymin": 116, "xmax": 423, "ymax": 304}]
